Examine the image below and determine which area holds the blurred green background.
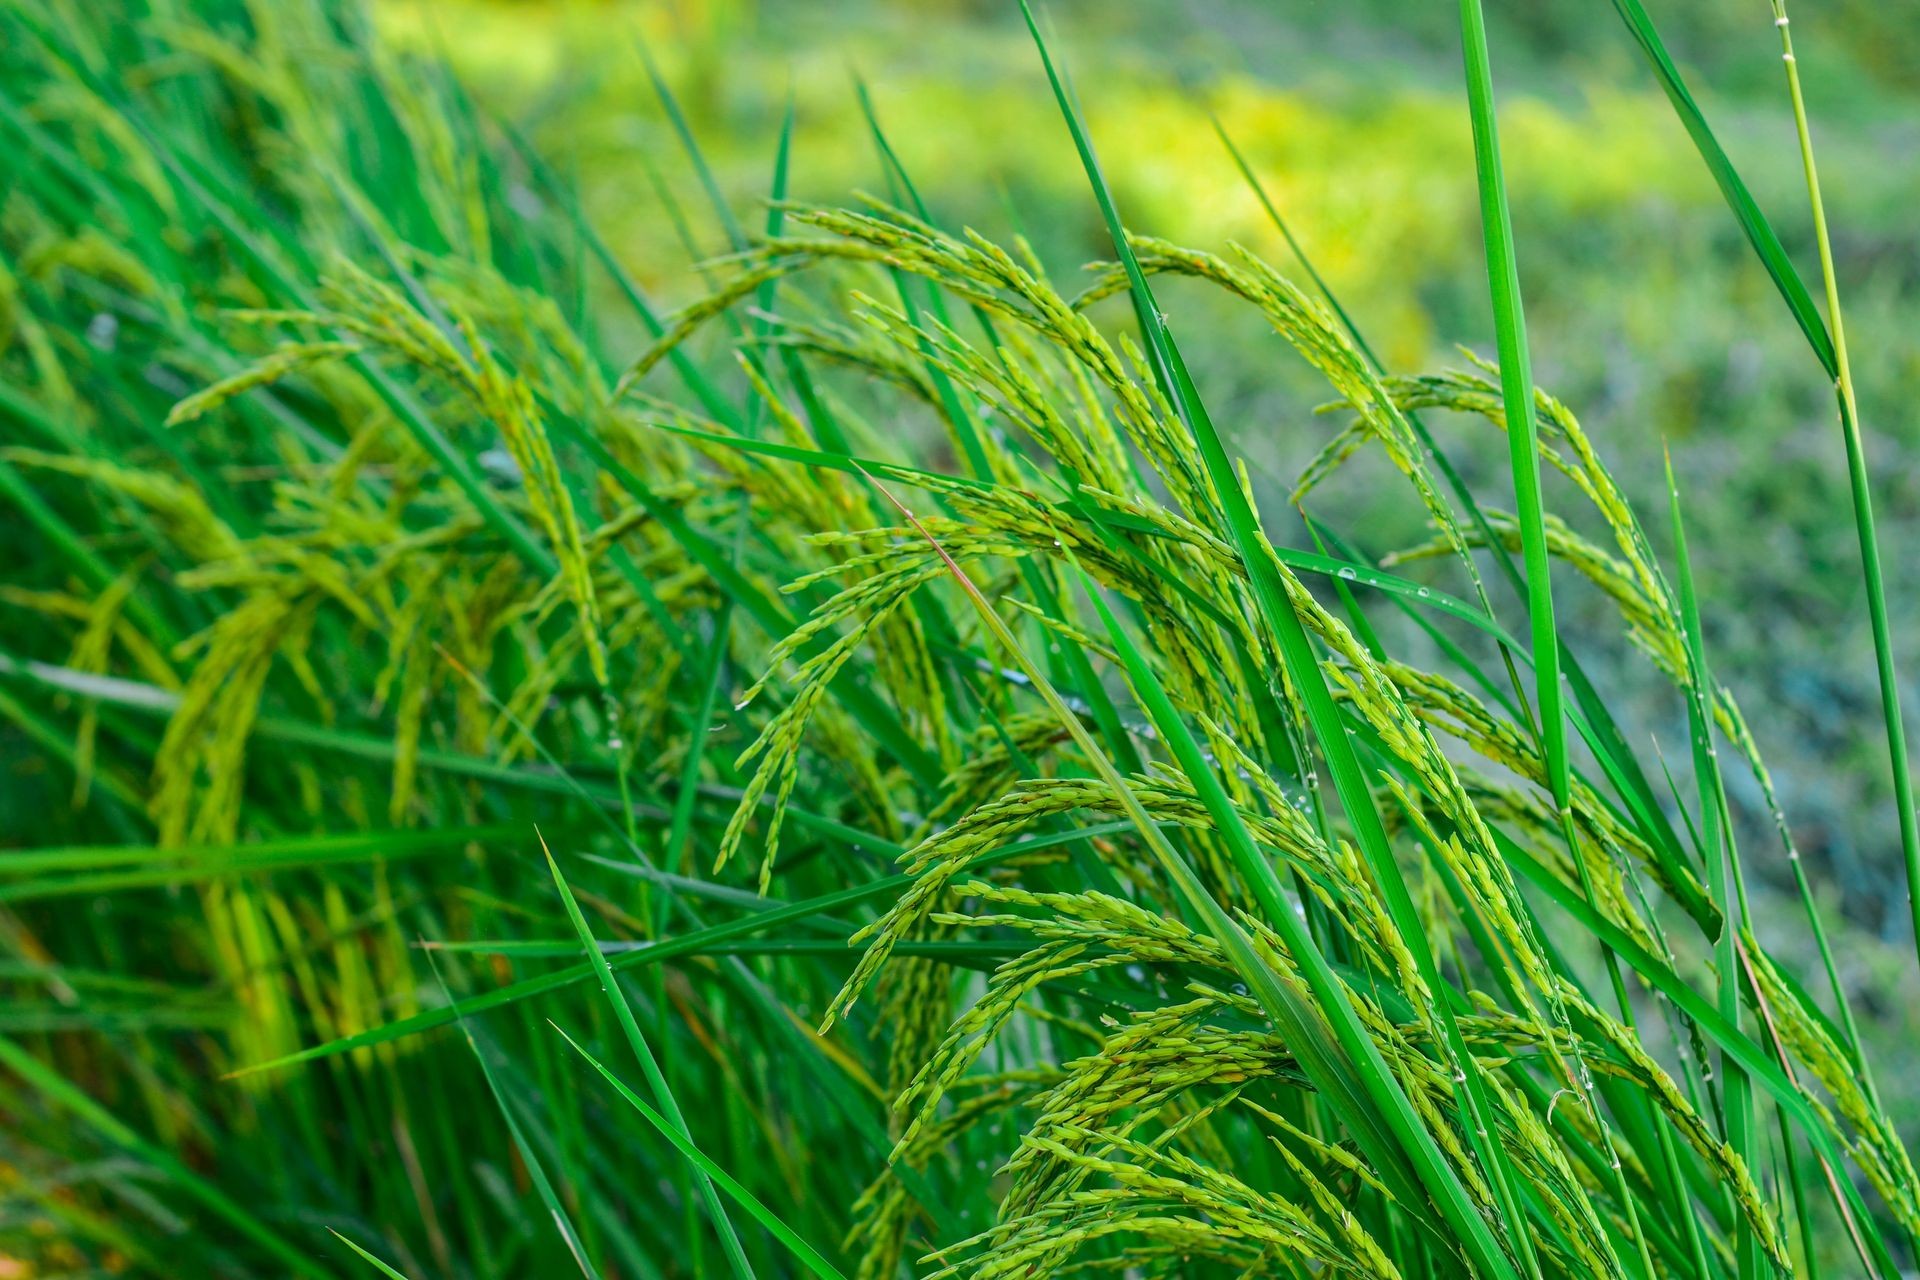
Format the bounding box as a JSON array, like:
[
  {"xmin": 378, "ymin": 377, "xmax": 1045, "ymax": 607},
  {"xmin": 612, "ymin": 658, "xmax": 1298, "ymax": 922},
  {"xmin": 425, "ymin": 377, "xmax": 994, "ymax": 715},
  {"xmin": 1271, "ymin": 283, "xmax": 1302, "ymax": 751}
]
[{"xmin": 384, "ymin": 0, "xmax": 1920, "ymax": 960}]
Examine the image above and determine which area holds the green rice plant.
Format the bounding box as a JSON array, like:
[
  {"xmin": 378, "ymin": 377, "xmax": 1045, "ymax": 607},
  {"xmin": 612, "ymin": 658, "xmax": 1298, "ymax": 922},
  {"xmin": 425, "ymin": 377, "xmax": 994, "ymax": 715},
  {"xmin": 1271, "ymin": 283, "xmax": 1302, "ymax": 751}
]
[{"xmin": 0, "ymin": 1, "xmax": 1914, "ymax": 1278}]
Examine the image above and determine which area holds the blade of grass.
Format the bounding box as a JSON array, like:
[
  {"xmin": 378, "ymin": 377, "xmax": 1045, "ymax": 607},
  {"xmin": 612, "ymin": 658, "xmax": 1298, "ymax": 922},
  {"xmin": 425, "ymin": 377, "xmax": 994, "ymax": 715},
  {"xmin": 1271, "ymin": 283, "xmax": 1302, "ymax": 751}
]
[
  {"xmin": 1548, "ymin": 0, "xmax": 1899, "ymax": 1118},
  {"xmin": 540, "ymin": 834, "xmax": 756, "ymax": 1280},
  {"xmin": 1665, "ymin": 453, "xmax": 1762, "ymax": 1279},
  {"xmin": 428, "ymin": 958, "xmax": 605, "ymax": 1280},
  {"xmin": 1605, "ymin": 0, "xmax": 1835, "ymax": 374},
  {"xmin": 552, "ymin": 1024, "xmax": 849, "ymax": 1280},
  {"xmin": 1019, "ymin": 10, "xmax": 1537, "ymax": 1272},
  {"xmin": 0, "ymin": 826, "xmax": 527, "ymax": 903},
  {"xmin": 1456, "ymin": 4, "xmax": 1659, "ymax": 1270},
  {"xmin": 1768, "ymin": 0, "xmax": 1920, "ymax": 981},
  {"xmin": 329, "ymin": 1230, "xmax": 416, "ymax": 1280},
  {"xmin": 632, "ymin": 34, "xmax": 748, "ymax": 254}
]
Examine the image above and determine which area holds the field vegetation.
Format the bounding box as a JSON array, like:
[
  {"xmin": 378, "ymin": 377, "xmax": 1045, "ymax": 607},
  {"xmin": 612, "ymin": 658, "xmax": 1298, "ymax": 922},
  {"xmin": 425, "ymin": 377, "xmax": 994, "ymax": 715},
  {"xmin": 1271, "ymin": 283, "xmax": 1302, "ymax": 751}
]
[{"xmin": 2, "ymin": 1, "xmax": 1918, "ymax": 1277}]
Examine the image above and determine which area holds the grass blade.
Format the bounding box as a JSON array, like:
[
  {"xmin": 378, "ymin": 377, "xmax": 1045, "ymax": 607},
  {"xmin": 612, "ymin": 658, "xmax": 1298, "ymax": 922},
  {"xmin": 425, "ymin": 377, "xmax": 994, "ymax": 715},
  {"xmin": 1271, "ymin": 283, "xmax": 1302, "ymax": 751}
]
[
  {"xmin": 1020, "ymin": 9, "xmax": 1531, "ymax": 1271},
  {"xmin": 1767, "ymin": 0, "xmax": 1920, "ymax": 980},
  {"xmin": 1456, "ymin": 5, "xmax": 1656, "ymax": 1271},
  {"xmin": 1605, "ymin": 0, "xmax": 1834, "ymax": 373},
  {"xmin": 430, "ymin": 959, "xmax": 605, "ymax": 1280},
  {"xmin": 541, "ymin": 835, "xmax": 756, "ymax": 1280},
  {"xmin": 552, "ymin": 1025, "xmax": 849, "ymax": 1280},
  {"xmin": 329, "ymin": 1230, "xmax": 416, "ymax": 1280}
]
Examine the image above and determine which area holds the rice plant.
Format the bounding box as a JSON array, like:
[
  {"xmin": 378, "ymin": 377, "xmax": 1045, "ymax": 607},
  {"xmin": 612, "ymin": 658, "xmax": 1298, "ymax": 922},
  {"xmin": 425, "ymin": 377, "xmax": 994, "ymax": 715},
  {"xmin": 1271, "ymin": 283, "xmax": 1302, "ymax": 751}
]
[{"xmin": 1, "ymin": 1, "xmax": 1914, "ymax": 1277}]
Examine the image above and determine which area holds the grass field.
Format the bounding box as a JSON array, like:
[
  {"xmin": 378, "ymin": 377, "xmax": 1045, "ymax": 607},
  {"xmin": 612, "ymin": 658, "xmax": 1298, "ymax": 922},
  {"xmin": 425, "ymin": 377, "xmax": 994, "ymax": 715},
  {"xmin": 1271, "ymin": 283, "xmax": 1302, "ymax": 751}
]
[{"xmin": 2, "ymin": 1, "xmax": 1919, "ymax": 1277}]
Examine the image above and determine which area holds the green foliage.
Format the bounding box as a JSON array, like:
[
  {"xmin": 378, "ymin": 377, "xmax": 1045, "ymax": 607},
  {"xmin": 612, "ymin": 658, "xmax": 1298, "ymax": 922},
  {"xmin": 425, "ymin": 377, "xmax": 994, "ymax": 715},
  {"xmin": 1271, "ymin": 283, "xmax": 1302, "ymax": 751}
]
[{"xmin": 0, "ymin": 2, "xmax": 1916, "ymax": 1279}]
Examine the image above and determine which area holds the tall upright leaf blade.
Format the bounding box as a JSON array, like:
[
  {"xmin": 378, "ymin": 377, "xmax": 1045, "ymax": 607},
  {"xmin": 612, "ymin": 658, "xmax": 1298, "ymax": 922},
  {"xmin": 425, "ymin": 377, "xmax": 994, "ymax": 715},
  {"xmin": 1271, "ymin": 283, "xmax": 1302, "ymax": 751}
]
[
  {"xmin": 1455, "ymin": 5, "xmax": 1655, "ymax": 1272},
  {"xmin": 542, "ymin": 837, "xmax": 756, "ymax": 1280},
  {"xmin": 1605, "ymin": 0, "xmax": 1834, "ymax": 374},
  {"xmin": 554, "ymin": 1026, "xmax": 850, "ymax": 1280},
  {"xmin": 1767, "ymin": 0, "xmax": 1920, "ymax": 982},
  {"xmin": 1018, "ymin": 9, "xmax": 1532, "ymax": 1272}
]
